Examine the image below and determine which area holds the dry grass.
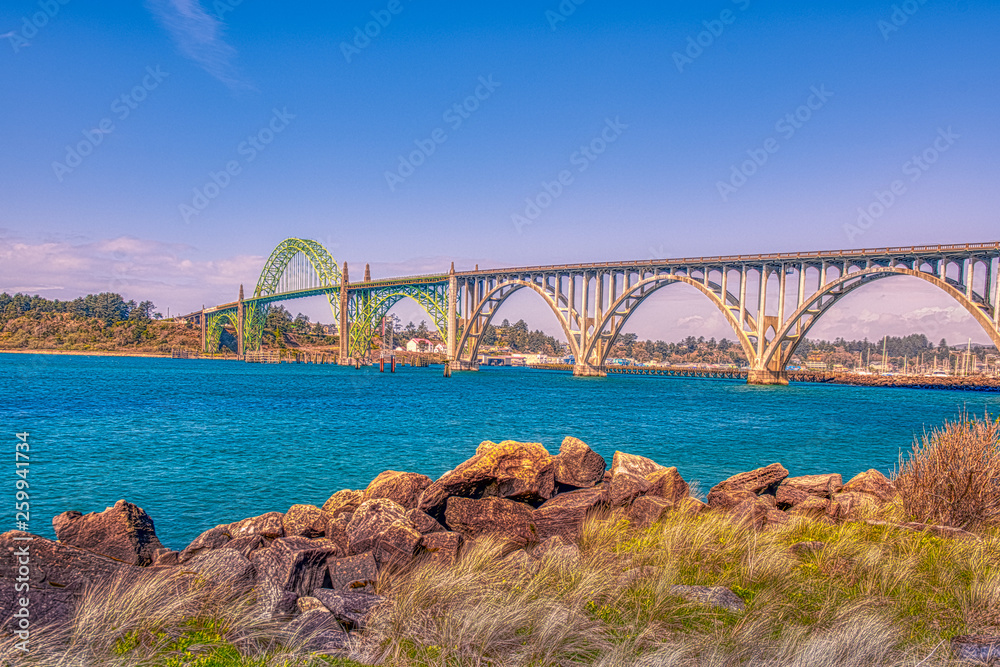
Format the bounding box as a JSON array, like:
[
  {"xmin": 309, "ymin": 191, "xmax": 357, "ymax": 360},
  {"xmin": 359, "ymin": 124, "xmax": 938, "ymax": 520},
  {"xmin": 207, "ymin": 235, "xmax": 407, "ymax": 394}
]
[
  {"xmin": 364, "ymin": 509, "xmax": 1000, "ymax": 666},
  {"xmin": 894, "ymin": 413, "xmax": 1000, "ymax": 530}
]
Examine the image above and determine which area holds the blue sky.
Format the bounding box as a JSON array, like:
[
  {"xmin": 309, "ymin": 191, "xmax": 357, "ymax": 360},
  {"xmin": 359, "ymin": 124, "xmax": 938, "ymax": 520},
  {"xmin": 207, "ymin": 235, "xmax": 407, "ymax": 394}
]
[{"xmin": 2, "ymin": 0, "xmax": 998, "ymax": 343}]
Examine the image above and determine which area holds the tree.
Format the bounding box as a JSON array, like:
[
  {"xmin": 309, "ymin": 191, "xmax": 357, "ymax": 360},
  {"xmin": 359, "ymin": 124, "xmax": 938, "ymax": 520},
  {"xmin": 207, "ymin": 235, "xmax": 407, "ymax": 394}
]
[
  {"xmin": 129, "ymin": 300, "xmax": 155, "ymax": 321},
  {"xmin": 312, "ymin": 321, "xmax": 325, "ymax": 335}
]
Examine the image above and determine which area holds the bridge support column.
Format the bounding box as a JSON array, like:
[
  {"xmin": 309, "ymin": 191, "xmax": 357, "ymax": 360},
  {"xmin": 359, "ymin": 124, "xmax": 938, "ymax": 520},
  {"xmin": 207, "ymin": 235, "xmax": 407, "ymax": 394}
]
[
  {"xmin": 573, "ymin": 364, "xmax": 606, "ymax": 377},
  {"xmin": 237, "ymin": 286, "xmax": 245, "ymax": 359},
  {"xmin": 747, "ymin": 367, "xmax": 788, "ymax": 385},
  {"xmin": 446, "ymin": 263, "xmax": 456, "ymax": 364},
  {"xmin": 338, "ymin": 263, "xmax": 351, "ymax": 365},
  {"xmin": 200, "ymin": 307, "xmax": 206, "ymax": 353}
]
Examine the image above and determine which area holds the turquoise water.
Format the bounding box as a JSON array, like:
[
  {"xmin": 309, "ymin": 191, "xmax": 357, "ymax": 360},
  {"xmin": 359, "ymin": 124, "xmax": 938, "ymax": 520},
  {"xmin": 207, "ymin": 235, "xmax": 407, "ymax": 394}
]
[{"xmin": 2, "ymin": 353, "xmax": 998, "ymax": 550}]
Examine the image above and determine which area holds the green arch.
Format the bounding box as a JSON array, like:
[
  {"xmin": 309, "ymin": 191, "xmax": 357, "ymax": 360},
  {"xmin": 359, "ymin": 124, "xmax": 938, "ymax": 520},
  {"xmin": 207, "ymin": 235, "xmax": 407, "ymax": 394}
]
[{"xmin": 254, "ymin": 238, "xmax": 341, "ymax": 297}]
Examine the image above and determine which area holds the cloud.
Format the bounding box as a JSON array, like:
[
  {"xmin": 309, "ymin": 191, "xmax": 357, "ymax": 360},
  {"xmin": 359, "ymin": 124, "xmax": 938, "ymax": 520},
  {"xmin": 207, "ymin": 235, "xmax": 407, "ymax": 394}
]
[
  {"xmin": 0, "ymin": 233, "xmax": 262, "ymax": 316},
  {"xmin": 145, "ymin": 0, "xmax": 250, "ymax": 89}
]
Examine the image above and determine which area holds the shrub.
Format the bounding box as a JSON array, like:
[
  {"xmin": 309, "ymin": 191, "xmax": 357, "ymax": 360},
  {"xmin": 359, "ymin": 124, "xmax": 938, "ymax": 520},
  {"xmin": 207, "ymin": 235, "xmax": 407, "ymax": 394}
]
[{"xmin": 894, "ymin": 413, "xmax": 1000, "ymax": 530}]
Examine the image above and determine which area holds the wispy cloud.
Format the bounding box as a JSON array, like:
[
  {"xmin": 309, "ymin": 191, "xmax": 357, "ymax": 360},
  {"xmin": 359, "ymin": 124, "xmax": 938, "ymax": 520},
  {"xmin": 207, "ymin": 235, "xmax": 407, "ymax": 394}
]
[{"xmin": 145, "ymin": 0, "xmax": 250, "ymax": 90}]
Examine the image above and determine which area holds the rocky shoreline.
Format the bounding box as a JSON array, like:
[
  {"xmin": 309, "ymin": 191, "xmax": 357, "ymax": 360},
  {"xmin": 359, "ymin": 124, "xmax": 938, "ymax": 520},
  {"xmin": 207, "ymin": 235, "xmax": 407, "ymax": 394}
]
[{"xmin": 2, "ymin": 437, "xmax": 995, "ymax": 661}]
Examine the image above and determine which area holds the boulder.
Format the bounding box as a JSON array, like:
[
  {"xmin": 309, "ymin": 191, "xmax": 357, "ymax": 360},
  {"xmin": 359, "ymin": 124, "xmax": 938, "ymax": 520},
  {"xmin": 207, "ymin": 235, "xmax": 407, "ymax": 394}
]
[
  {"xmin": 321, "ymin": 489, "xmax": 364, "ymax": 515},
  {"xmin": 250, "ymin": 537, "xmax": 340, "ymax": 617},
  {"xmin": 282, "ymin": 505, "xmax": 328, "ymax": 538},
  {"xmin": 154, "ymin": 549, "xmax": 180, "ymax": 567},
  {"xmin": 227, "ymin": 534, "xmax": 270, "ymax": 560},
  {"xmin": 0, "ymin": 583, "xmax": 75, "ymax": 631},
  {"xmin": 228, "ymin": 512, "xmax": 285, "ymax": 540},
  {"xmin": 553, "ymin": 437, "xmax": 606, "ymax": 489},
  {"xmin": 950, "ymin": 634, "xmax": 1000, "ymax": 663},
  {"xmin": 372, "ymin": 519, "xmax": 422, "ymax": 568},
  {"xmin": 669, "ymin": 585, "xmax": 746, "ymax": 613},
  {"xmin": 364, "ymin": 471, "xmax": 433, "ymax": 510},
  {"xmin": 0, "ymin": 530, "xmax": 140, "ymax": 596},
  {"xmin": 183, "ymin": 548, "xmax": 255, "ymax": 591},
  {"xmin": 841, "ymin": 469, "xmax": 895, "ymax": 502},
  {"xmin": 311, "ymin": 588, "xmax": 384, "ymax": 629},
  {"xmin": 647, "ymin": 467, "xmax": 689, "ymax": 504},
  {"xmin": 707, "ymin": 463, "xmax": 788, "ymax": 509},
  {"xmin": 531, "ymin": 535, "xmax": 581, "ymax": 567},
  {"xmin": 418, "ymin": 441, "xmax": 556, "ymax": 517},
  {"xmin": 324, "ymin": 513, "xmax": 351, "ymax": 555},
  {"xmin": 775, "ymin": 474, "xmax": 843, "ymax": 508},
  {"xmin": 347, "ymin": 498, "xmax": 407, "ymax": 555},
  {"xmin": 499, "ymin": 548, "xmax": 540, "ymax": 576},
  {"xmin": 420, "ymin": 531, "xmax": 463, "ymax": 567},
  {"xmin": 678, "ymin": 497, "xmax": 708, "ymax": 516},
  {"xmin": 788, "ymin": 496, "xmax": 831, "ymax": 519},
  {"xmin": 533, "ymin": 487, "xmax": 604, "ymax": 541},
  {"xmin": 628, "ymin": 496, "xmax": 673, "ymax": 529},
  {"xmin": 296, "ymin": 596, "xmax": 328, "ymax": 613},
  {"xmin": 444, "ymin": 497, "xmax": 537, "ymax": 547},
  {"xmin": 179, "ymin": 525, "xmax": 231, "ymax": 563},
  {"xmin": 326, "ymin": 552, "xmax": 378, "ymax": 591},
  {"xmin": 730, "ymin": 496, "xmax": 772, "ymax": 530},
  {"xmin": 283, "ymin": 608, "xmax": 348, "ymax": 651},
  {"xmin": 405, "ymin": 508, "xmax": 445, "ymax": 535},
  {"xmin": 765, "ymin": 509, "xmax": 791, "ymax": 527},
  {"xmin": 604, "ymin": 451, "xmax": 666, "ymax": 506},
  {"xmin": 52, "ymin": 500, "xmax": 163, "ymax": 566},
  {"xmin": 827, "ymin": 491, "xmax": 880, "ymax": 521}
]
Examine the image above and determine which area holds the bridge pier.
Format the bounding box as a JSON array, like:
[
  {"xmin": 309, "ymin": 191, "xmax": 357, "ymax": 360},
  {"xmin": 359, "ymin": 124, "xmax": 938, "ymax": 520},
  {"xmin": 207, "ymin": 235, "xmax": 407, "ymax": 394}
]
[
  {"xmin": 452, "ymin": 360, "xmax": 479, "ymax": 371},
  {"xmin": 747, "ymin": 368, "xmax": 789, "ymax": 386},
  {"xmin": 573, "ymin": 364, "xmax": 606, "ymax": 377}
]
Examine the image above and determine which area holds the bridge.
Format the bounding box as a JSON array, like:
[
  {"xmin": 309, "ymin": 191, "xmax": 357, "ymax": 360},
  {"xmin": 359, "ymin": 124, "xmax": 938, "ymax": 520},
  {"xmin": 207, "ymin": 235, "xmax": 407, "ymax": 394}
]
[{"xmin": 184, "ymin": 239, "xmax": 1000, "ymax": 385}]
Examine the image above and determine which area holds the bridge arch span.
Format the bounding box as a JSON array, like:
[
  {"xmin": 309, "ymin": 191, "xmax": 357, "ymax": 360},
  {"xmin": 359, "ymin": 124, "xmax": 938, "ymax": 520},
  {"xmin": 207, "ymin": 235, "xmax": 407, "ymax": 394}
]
[
  {"xmin": 760, "ymin": 266, "xmax": 1000, "ymax": 371},
  {"xmin": 580, "ymin": 274, "xmax": 757, "ymax": 370},
  {"xmin": 255, "ymin": 238, "xmax": 341, "ymax": 298},
  {"xmin": 455, "ymin": 279, "xmax": 582, "ymax": 365}
]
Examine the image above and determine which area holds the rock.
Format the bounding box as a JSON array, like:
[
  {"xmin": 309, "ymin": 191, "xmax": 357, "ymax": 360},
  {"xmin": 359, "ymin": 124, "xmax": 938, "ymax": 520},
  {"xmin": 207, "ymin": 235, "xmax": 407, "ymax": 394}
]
[
  {"xmin": 790, "ymin": 541, "xmax": 825, "ymax": 556},
  {"xmin": 283, "ymin": 608, "xmax": 348, "ymax": 652},
  {"xmin": 646, "ymin": 467, "xmax": 689, "ymax": 504},
  {"xmin": 476, "ymin": 440, "xmax": 500, "ymax": 455},
  {"xmin": 788, "ymin": 496, "xmax": 831, "ymax": 519},
  {"xmin": 0, "ymin": 584, "xmax": 75, "ymax": 631},
  {"xmin": 52, "ymin": 500, "xmax": 164, "ymax": 566},
  {"xmin": 730, "ymin": 496, "xmax": 772, "ymax": 530},
  {"xmin": 324, "ymin": 513, "xmax": 351, "ymax": 555},
  {"xmin": 669, "ymin": 585, "xmax": 746, "ymax": 613},
  {"xmin": 757, "ymin": 493, "xmax": 778, "ymax": 509},
  {"xmin": 951, "ymin": 635, "xmax": 1000, "ymax": 663},
  {"xmin": 842, "ymin": 469, "xmax": 895, "ymax": 502},
  {"xmin": 183, "ymin": 548, "xmax": 255, "ymax": 591},
  {"xmin": 420, "ymin": 531, "xmax": 463, "ymax": 567},
  {"xmin": 153, "ymin": 548, "xmax": 179, "ymax": 567},
  {"xmin": 322, "ymin": 489, "xmax": 364, "ymax": 515},
  {"xmin": 372, "ymin": 519, "xmax": 422, "ymax": 568},
  {"xmin": 775, "ymin": 474, "xmax": 843, "ymax": 508},
  {"xmin": 707, "ymin": 463, "xmax": 789, "ymax": 509},
  {"xmin": 405, "ymin": 508, "xmax": 445, "ymax": 535},
  {"xmin": 0, "ymin": 530, "xmax": 140, "ymax": 596},
  {"xmin": 347, "ymin": 498, "xmax": 407, "ymax": 555},
  {"xmin": 418, "ymin": 441, "xmax": 556, "ymax": 517},
  {"xmin": 311, "ymin": 588, "xmax": 384, "ymax": 629},
  {"xmin": 765, "ymin": 509, "xmax": 791, "ymax": 527},
  {"xmin": 444, "ymin": 497, "xmax": 537, "ymax": 547},
  {"xmin": 628, "ymin": 496, "xmax": 673, "ymax": 529},
  {"xmin": 499, "ymin": 549, "xmax": 540, "ymax": 576},
  {"xmin": 326, "ymin": 552, "xmax": 378, "ymax": 591},
  {"xmin": 296, "ymin": 596, "xmax": 328, "ymax": 613},
  {"xmin": 553, "ymin": 436, "xmax": 606, "ymax": 489},
  {"xmin": 533, "ymin": 487, "xmax": 604, "ymax": 541},
  {"xmin": 282, "ymin": 505, "xmax": 328, "ymax": 538},
  {"xmin": 227, "ymin": 534, "xmax": 270, "ymax": 559},
  {"xmin": 179, "ymin": 525, "xmax": 231, "ymax": 562},
  {"xmin": 828, "ymin": 491, "xmax": 879, "ymax": 521},
  {"xmin": 250, "ymin": 537, "xmax": 340, "ymax": 617},
  {"xmin": 604, "ymin": 451, "xmax": 666, "ymax": 506},
  {"xmin": 228, "ymin": 512, "xmax": 285, "ymax": 540},
  {"xmin": 531, "ymin": 535, "xmax": 581, "ymax": 567},
  {"xmin": 365, "ymin": 471, "xmax": 433, "ymax": 510},
  {"xmin": 678, "ymin": 497, "xmax": 708, "ymax": 516}
]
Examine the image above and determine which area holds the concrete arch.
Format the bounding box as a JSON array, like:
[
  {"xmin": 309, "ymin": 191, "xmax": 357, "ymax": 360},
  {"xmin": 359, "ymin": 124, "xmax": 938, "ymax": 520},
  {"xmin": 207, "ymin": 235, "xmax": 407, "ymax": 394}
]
[
  {"xmin": 760, "ymin": 266, "xmax": 1000, "ymax": 369},
  {"xmin": 580, "ymin": 274, "xmax": 757, "ymax": 368},
  {"xmin": 455, "ymin": 279, "xmax": 581, "ymax": 364},
  {"xmin": 350, "ymin": 288, "xmax": 451, "ymax": 357}
]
